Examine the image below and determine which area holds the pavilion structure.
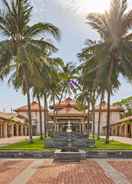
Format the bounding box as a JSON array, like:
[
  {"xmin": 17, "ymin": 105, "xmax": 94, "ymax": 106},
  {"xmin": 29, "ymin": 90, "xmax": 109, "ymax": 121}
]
[
  {"xmin": 48, "ymin": 97, "xmax": 89, "ymax": 135},
  {"xmin": 0, "ymin": 112, "xmax": 28, "ymax": 138},
  {"xmin": 103, "ymin": 116, "xmax": 132, "ymax": 138}
]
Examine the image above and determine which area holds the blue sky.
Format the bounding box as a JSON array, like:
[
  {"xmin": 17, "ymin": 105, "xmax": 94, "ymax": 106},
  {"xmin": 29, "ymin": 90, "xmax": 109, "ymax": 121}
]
[{"xmin": 0, "ymin": 0, "xmax": 132, "ymax": 111}]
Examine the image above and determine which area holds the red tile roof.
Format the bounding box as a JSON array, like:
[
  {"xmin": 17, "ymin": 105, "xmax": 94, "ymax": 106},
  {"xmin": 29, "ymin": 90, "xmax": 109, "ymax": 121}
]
[
  {"xmin": 49, "ymin": 97, "xmax": 86, "ymax": 117},
  {"xmin": 54, "ymin": 97, "xmax": 77, "ymax": 109},
  {"xmin": 95, "ymin": 101, "xmax": 124, "ymax": 112},
  {"xmin": 15, "ymin": 101, "xmax": 47, "ymax": 112}
]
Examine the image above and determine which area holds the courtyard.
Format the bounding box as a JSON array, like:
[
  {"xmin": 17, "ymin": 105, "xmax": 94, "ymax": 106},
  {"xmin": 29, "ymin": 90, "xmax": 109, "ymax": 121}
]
[{"xmin": 0, "ymin": 159, "xmax": 131, "ymax": 184}]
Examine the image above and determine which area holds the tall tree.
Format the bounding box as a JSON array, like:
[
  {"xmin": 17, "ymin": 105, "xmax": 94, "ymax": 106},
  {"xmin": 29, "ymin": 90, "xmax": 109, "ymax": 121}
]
[
  {"xmin": 0, "ymin": 0, "xmax": 60, "ymax": 142},
  {"xmin": 86, "ymin": 0, "xmax": 132, "ymax": 143}
]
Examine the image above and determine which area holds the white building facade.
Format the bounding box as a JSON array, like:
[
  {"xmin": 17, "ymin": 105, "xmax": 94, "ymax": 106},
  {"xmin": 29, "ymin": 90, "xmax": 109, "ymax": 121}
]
[{"xmin": 94, "ymin": 102, "xmax": 124, "ymax": 135}]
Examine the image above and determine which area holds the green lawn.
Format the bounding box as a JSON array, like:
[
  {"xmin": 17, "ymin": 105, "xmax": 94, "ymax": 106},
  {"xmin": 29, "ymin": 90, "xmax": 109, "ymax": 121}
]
[
  {"xmin": 0, "ymin": 138, "xmax": 54, "ymax": 152},
  {"xmin": 0, "ymin": 138, "xmax": 132, "ymax": 152},
  {"xmin": 87, "ymin": 138, "xmax": 132, "ymax": 151}
]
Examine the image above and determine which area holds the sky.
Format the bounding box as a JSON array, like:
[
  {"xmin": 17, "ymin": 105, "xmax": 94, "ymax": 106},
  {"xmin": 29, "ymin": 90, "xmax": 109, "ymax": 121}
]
[{"xmin": 0, "ymin": 0, "xmax": 132, "ymax": 111}]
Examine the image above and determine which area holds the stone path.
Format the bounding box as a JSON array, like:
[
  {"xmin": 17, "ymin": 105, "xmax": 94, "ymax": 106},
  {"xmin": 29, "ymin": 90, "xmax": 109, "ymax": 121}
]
[
  {"xmin": 0, "ymin": 136, "xmax": 28, "ymax": 146},
  {"xmin": 101, "ymin": 136, "xmax": 132, "ymax": 145},
  {"xmin": 0, "ymin": 159, "xmax": 132, "ymax": 184},
  {"xmin": 96, "ymin": 159, "xmax": 129, "ymax": 184},
  {"xmin": 0, "ymin": 136, "xmax": 38, "ymax": 146},
  {"xmin": 10, "ymin": 159, "xmax": 44, "ymax": 184}
]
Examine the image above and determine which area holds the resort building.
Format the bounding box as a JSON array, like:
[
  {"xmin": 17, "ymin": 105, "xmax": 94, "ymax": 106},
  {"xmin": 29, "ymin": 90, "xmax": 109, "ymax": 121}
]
[
  {"xmin": 15, "ymin": 101, "xmax": 47, "ymax": 136},
  {"xmin": 94, "ymin": 101, "xmax": 124, "ymax": 135},
  {"xmin": 0, "ymin": 112, "xmax": 28, "ymax": 138},
  {"xmin": 103, "ymin": 116, "xmax": 132, "ymax": 138},
  {"xmin": 14, "ymin": 98, "xmax": 124, "ymax": 136}
]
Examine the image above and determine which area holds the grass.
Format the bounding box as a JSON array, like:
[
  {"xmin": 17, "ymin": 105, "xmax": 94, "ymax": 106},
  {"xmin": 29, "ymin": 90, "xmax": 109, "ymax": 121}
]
[
  {"xmin": 0, "ymin": 138, "xmax": 54, "ymax": 152},
  {"xmin": 0, "ymin": 137, "xmax": 132, "ymax": 152},
  {"xmin": 87, "ymin": 138, "xmax": 132, "ymax": 151}
]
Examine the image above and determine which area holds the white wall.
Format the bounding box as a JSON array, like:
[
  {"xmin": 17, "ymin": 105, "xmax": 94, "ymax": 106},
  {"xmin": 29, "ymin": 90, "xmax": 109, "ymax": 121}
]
[
  {"xmin": 17, "ymin": 111, "xmax": 45, "ymax": 135},
  {"xmin": 94, "ymin": 111, "xmax": 121, "ymax": 135}
]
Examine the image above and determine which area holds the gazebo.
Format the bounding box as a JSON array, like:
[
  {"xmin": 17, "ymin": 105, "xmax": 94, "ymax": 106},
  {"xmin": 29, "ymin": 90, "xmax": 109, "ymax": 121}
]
[{"xmin": 48, "ymin": 97, "xmax": 89, "ymax": 134}]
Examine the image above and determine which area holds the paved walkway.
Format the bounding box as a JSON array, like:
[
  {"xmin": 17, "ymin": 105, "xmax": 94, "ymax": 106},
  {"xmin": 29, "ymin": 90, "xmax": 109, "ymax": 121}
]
[
  {"xmin": 0, "ymin": 159, "xmax": 132, "ymax": 184},
  {"xmin": 101, "ymin": 136, "xmax": 132, "ymax": 145},
  {"xmin": 0, "ymin": 136, "xmax": 29, "ymax": 146}
]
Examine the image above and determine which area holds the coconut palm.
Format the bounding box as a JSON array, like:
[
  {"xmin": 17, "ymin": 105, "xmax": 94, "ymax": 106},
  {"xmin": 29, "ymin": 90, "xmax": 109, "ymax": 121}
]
[
  {"xmin": 0, "ymin": 0, "xmax": 60, "ymax": 143},
  {"xmin": 86, "ymin": 0, "xmax": 132, "ymax": 143},
  {"xmin": 78, "ymin": 45, "xmax": 99, "ymax": 139},
  {"xmin": 32, "ymin": 87, "xmax": 43, "ymax": 140},
  {"xmin": 36, "ymin": 57, "xmax": 64, "ymax": 136},
  {"xmin": 97, "ymin": 90, "xmax": 104, "ymax": 140},
  {"xmin": 59, "ymin": 63, "xmax": 79, "ymax": 100}
]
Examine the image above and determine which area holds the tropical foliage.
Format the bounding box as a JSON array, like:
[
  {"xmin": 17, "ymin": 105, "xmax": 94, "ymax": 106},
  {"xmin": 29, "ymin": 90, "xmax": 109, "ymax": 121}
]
[
  {"xmin": 0, "ymin": 0, "xmax": 132, "ymax": 145},
  {"xmin": 77, "ymin": 0, "xmax": 132, "ymax": 143}
]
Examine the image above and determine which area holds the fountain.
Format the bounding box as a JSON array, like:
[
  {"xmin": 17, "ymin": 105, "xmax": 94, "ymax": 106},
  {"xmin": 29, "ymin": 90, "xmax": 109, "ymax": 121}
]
[
  {"xmin": 61, "ymin": 121, "xmax": 78, "ymax": 152},
  {"xmin": 54, "ymin": 121, "xmax": 86, "ymax": 161},
  {"xmin": 45, "ymin": 121, "xmax": 95, "ymax": 161}
]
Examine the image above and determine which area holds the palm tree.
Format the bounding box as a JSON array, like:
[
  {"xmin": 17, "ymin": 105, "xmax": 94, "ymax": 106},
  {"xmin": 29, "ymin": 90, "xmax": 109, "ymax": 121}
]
[
  {"xmin": 43, "ymin": 91, "xmax": 48, "ymax": 137},
  {"xmin": 59, "ymin": 63, "xmax": 79, "ymax": 100},
  {"xmin": 0, "ymin": 0, "xmax": 60, "ymax": 143},
  {"xmin": 78, "ymin": 41, "xmax": 101, "ymax": 139},
  {"xmin": 32, "ymin": 87, "xmax": 43, "ymax": 140},
  {"xmin": 97, "ymin": 90, "xmax": 104, "ymax": 140},
  {"xmin": 76, "ymin": 88, "xmax": 91, "ymax": 137},
  {"xmin": 86, "ymin": 0, "xmax": 132, "ymax": 143}
]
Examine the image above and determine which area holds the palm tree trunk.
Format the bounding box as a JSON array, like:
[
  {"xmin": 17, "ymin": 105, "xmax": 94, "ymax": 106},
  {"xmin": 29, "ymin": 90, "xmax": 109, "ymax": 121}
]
[
  {"xmin": 26, "ymin": 85, "xmax": 33, "ymax": 143},
  {"xmin": 44, "ymin": 93, "xmax": 48, "ymax": 137},
  {"xmin": 37, "ymin": 94, "xmax": 43, "ymax": 140},
  {"xmin": 23, "ymin": 70, "xmax": 33, "ymax": 143},
  {"xmin": 92, "ymin": 101, "xmax": 95, "ymax": 139},
  {"xmin": 105, "ymin": 58, "xmax": 114, "ymax": 144},
  {"xmin": 53, "ymin": 95, "xmax": 57, "ymax": 134},
  {"xmin": 91, "ymin": 91, "xmax": 96, "ymax": 139},
  {"xmin": 87, "ymin": 97, "xmax": 90, "ymax": 138},
  {"xmin": 105, "ymin": 89, "xmax": 111, "ymax": 144},
  {"xmin": 97, "ymin": 92, "xmax": 104, "ymax": 140}
]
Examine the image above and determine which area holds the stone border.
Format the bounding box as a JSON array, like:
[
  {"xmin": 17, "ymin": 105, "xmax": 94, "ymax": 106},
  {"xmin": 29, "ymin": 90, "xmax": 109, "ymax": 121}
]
[
  {"xmin": 0, "ymin": 151, "xmax": 54, "ymax": 158},
  {"xmin": 86, "ymin": 151, "xmax": 132, "ymax": 158},
  {"xmin": 0, "ymin": 150, "xmax": 132, "ymax": 158}
]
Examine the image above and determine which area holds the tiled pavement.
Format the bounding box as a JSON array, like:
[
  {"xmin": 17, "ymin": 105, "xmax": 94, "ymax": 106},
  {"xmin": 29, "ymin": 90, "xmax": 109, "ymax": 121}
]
[
  {"xmin": 101, "ymin": 136, "xmax": 132, "ymax": 145},
  {"xmin": 0, "ymin": 159, "xmax": 132, "ymax": 184}
]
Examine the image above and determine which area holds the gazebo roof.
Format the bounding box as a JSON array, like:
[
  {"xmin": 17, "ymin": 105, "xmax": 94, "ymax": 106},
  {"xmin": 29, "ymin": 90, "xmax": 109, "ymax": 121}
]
[
  {"xmin": 49, "ymin": 97, "xmax": 86, "ymax": 117},
  {"xmin": 54, "ymin": 97, "xmax": 77, "ymax": 109},
  {"xmin": 15, "ymin": 101, "xmax": 47, "ymax": 112}
]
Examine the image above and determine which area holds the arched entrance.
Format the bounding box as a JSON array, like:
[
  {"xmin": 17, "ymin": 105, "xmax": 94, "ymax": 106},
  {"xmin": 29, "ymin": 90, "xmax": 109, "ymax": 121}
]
[
  {"xmin": 128, "ymin": 124, "xmax": 132, "ymax": 138},
  {"xmin": 14, "ymin": 125, "xmax": 17, "ymax": 136},
  {"xmin": 121, "ymin": 124, "xmax": 125, "ymax": 137},
  {"xmin": 117, "ymin": 126, "xmax": 120, "ymax": 136}
]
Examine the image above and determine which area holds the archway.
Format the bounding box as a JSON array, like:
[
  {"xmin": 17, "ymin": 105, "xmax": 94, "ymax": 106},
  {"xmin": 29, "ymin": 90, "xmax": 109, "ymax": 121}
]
[{"xmin": 14, "ymin": 125, "xmax": 17, "ymax": 136}]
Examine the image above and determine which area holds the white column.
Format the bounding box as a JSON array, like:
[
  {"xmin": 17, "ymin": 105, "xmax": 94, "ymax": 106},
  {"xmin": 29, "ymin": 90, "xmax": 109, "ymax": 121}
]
[
  {"xmin": 21, "ymin": 125, "xmax": 24, "ymax": 136},
  {"xmin": 25, "ymin": 126, "xmax": 28, "ymax": 136},
  {"xmin": 124, "ymin": 124, "xmax": 128, "ymax": 137},
  {"xmin": 4, "ymin": 123, "xmax": 8, "ymax": 137},
  {"xmin": 82, "ymin": 123, "xmax": 85, "ymax": 134},
  {"xmin": 16, "ymin": 125, "xmax": 19, "ymax": 136},
  {"xmin": 11, "ymin": 124, "xmax": 14, "ymax": 137}
]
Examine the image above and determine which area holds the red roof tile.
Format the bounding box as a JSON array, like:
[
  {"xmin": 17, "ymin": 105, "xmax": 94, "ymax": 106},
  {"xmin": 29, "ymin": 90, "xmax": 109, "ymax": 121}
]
[
  {"xmin": 15, "ymin": 101, "xmax": 47, "ymax": 112},
  {"xmin": 54, "ymin": 97, "xmax": 77, "ymax": 109},
  {"xmin": 95, "ymin": 101, "xmax": 124, "ymax": 112}
]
